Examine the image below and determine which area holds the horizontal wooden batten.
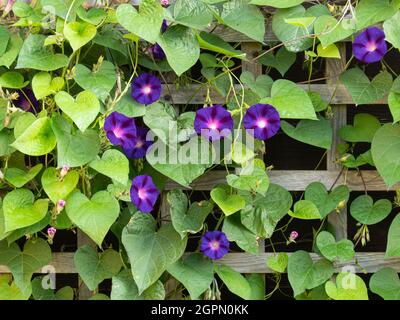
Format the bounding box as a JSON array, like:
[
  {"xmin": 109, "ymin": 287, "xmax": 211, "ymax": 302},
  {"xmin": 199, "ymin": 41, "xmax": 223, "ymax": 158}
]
[
  {"xmin": 166, "ymin": 170, "xmax": 396, "ymax": 191},
  {"xmin": 1, "ymin": 252, "xmax": 398, "ymax": 274},
  {"xmin": 160, "ymin": 84, "xmax": 386, "ymax": 105}
]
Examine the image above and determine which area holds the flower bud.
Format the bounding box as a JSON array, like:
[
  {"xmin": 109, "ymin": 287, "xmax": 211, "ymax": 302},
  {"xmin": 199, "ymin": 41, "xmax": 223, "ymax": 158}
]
[
  {"xmin": 59, "ymin": 165, "xmax": 70, "ymax": 180},
  {"xmin": 47, "ymin": 227, "xmax": 57, "ymax": 241},
  {"xmin": 56, "ymin": 199, "xmax": 66, "ymax": 214}
]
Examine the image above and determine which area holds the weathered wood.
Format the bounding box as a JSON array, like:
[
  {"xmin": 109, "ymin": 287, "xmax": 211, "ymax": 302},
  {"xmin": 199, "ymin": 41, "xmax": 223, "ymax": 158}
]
[
  {"xmin": 326, "ymin": 43, "xmax": 348, "ymax": 240},
  {"xmin": 77, "ymin": 231, "xmax": 96, "ymax": 300},
  {"xmin": 166, "ymin": 170, "xmax": 396, "ymax": 191},
  {"xmin": 160, "ymin": 84, "xmax": 385, "ymax": 105},
  {"xmin": 1, "ymin": 252, "xmax": 398, "ymax": 274}
]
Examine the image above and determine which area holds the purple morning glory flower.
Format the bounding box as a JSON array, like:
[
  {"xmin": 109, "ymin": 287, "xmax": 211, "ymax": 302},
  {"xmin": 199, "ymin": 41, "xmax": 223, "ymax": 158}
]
[
  {"xmin": 123, "ymin": 127, "xmax": 152, "ymax": 159},
  {"xmin": 13, "ymin": 88, "xmax": 39, "ymax": 113},
  {"xmin": 200, "ymin": 231, "xmax": 230, "ymax": 260},
  {"xmin": 130, "ymin": 175, "xmax": 160, "ymax": 213},
  {"xmin": 161, "ymin": 19, "xmax": 168, "ymax": 33},
  {"xmin": 243, "ymin": 104, "xmax": 280, "ymax": 140},
  {"xmin": 194, "ymin": 105, "xmax": 234, "ymax": 141},
  {"xmin": 352, "ymin": 27, "xmax": 387, "ymax": 64},
  {"xmin": 131, "ymin": 73, "xmax": 162, "ymax": 105},
  {"xmin": 104, "ymin": 111, "xmax": 137, "ymax": 148},
  {"xmin": 149, "ymin": 43, "xmax": 166, "ymax": 60}
]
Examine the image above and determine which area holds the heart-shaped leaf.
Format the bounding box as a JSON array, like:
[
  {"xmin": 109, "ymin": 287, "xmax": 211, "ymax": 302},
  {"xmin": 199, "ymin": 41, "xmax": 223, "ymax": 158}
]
[
  {"xmin": 267, "ymin": 252, "xmax": 289, "ymax": 273},
  {"xmin": 3, "ymin": 188, "xmax": 48, "ymax": 232},
  {"xmin": 74, "ymin": 245, "xmax": 122, "ymax": 290},
  {"xmin": 289, "ymin": 200, "xmax": 321, "ymax": 220},
  {"xmin": 16, "ymin": 34, "xmax": 69, "ymax": 71},
  {"xmin": 32, "ymin": 72, "xmax": 64, "ymax": 100},
  {"xmin": 55, "ymin": 91, "xmax": 100, "ymax": 132},
  {"xmin": 12, "ymin": 117, "xmax": 57, "ymax": 156},
  {"xmin": 4, "ymin": 164, "xmax": 43, "ymax": 188},
  {"xmin": 168, "ymin": 189, "xmax": 213, "ymax": 238},
  {"xmin": 211, "ymin": 185, "xmax": 246, "ymax": 216},
  {"xmin": 339, "ymin": 113, "xmax": 381, "ymax": 143},
  {"xmin": 215, "ymin": 264, "xmax": 252, "ymax": 300},
  {"xmin": 66, "ymin": 191, "xmax": 120, "ymax": 246},
  {"xmin": 325, "ymin": 272, "xmax": 368, "ymax": 300},
  {"xmin": 116, "ymin": 1, "xmax": 164, "ymax": 43},
  {"xmin": 74, "ymin": 61, "xmax": 116, "ymax": 103},
  {"xmin": 0, "ymin": 238, "xmax": 51, "ymax": 291},
  {"xmin": 51, "ymin": 115, "xmax": 100, "ymax": 168},
  {"xmin": 281, "ymin": 116, "xmax": 332, "ymax": 149},
  {"xmin": 64, "ymin": 21, "xmax": 97, "ymax": 51},
  {"xmin": 350, "ymin": 195, "xmax": 392, "ymax": 225},
  {"xmin": 258, "ymin": 47, "xmax": 296, "ymax": 76},
  {"xmin": 0, "ymin": 33, "xmax": 22, "ymax": 68},
  {"xmin": 226, "ymin": 163, "xmax": 270, "ymax": 196},
  {"xmin": 288, "ymin": 250, "xmax": 334, "ymax": 296},
  {"xmin": 89, "ymin": 149, "xmax": 129, "ymax": 185},
  {"xmin": 355, "ymin": 0, "xmax": 396, "ymax": 31},
  {"xmin": 0, "ymin": 72, "xmax": 29, "ymax": 89},
  {"xmin": 340, "ymin": 68, "xmax": 392, "ymax": 105},
  {"xmin": 41, "ymin": 167, "xmax": 79, "ymax": 203},
  {"xmin": 386, "ymin": 214, "xmax": 400, "ymax": 257},
  {"xmin": 316, "ymin": 231, "xmax": 355, "ymax": 262},
  {"xmin": 173, "ymin": 0, "xmax": 213, "ymax": 29},
  {"xmin": 370, "ymin": 267, "xmax": 400, "ymax": 300},
  {"xmin": 240, "ymin": 71, "xmax": 273, "ymax": 98},
  {"xmin": 167, "ymin": 253, "xmax": 214, "ymax": 299},
  {"xmin": 304, "ymin": 182, "xmax": 350, "ymax": 218},
  {"xmin": 314, "ymin": 15, "xmax": 354, "ymax": 49},
  {"xmin": 0, "ymin": 275, "xmax": 31, "ymax": 300},
  {"xmin": 223, "ymin": 213, "xmax": 258, "ymax": 254},
  {"xmin": 31, "ymin": 276, "xmax": 74, "ymax": 300},
  {"xmin": 122, "ymin": 214, "xmax": 187, "ymax": 293}
]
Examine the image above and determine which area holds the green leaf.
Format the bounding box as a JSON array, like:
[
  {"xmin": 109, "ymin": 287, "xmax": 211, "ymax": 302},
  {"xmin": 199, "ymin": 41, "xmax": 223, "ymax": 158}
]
[
  {"xmin": 92, "ymin": 28, "xmax": 128, "ymax": 57},
  {"xmin": 386, "ymin": 214, "xmax": 400, "ymax": 257},
  {"xmin": 197, "ymin": 32, "xmax": 246, "ymax": 58},
  {"xmin": 316, "ymin": 231, "xmax": 355, "ymax": 262},
  {"xmin": 4, "ymin": 164, "xmax": 43, "ymax": 188},
  {"xmin": 0, "ymin": 34, "xmax": 23, "ymax": 68},
  {"xmin": 31, "ymin": 276, "xmax": 74, "ymax": 300},
  {"xmin": 325, "ymin": 273, "xmax": 368, "ymax": 300},
  {"xmin": 51, "ymin": 115, "xmax": 101, "ymax": 168},
  {"xmin": 226, "ymin": 164, "xmax": 270, "ymax": 196},
  {"xmin": 370, "ymin": 268, "xmax": 400, "ymax": 300},
  {"xmin": 388, "ymin": 76, "xmax": 400, "ymax": 123},
  {"xmin": 16, "ymin": 34, "xmax": 69, "ymax": 71},
  {"xmin": 246, "ymin": 273, "xmax": 265, "ymax": 300},
  {"xmin": 215, "ymin": 264, "xmax": 251, "ymax": 300},
  {"xmin": 116, "ymin": 1, "xmax": 164, "ymax": 43},
  {"xmin": 0, "ymin": 72, "xmax": 28, "ymax": 89},
  {"xmin": 6, "ymin": 213, "xmax": 51, "ymax": 244},
  {"xmin": 383, "ymin": 11, "xmax": 400, "ymax": 49},
  {"xmin": 40, "ymin": 0, "xmax": 84, "ymax": 20},
  {"xmin": 89, "ymin": 149, "xmax": 129, "ymax": 185},
  {"xmin": 167, "ymin": 189, "xmax": 213, "ymax": 238},
  {"xmin": 113, "ymin": 88, "xmax": 146, "ymax": 118},
  {"xmin": 66, "ymin": 191, "xmax": 120, "ymax": 246},
  {"xmin": 14, "ymin": 112, "xmax": 36, "ymax": 138},
  {"xmin": 3, "ymin": 188, "xmax": 48, "ymax": 232},
  {"xmin": 55, "ymin": 91, "xmax": 100, "ymax": 132},
  {"xmin": 158, "ymin": 25, "xmax": 200, "ymax": 76},
  {"xmin": 122, "ymin": 214, "xmax": 187, "ymax": 293},
  {"xmin": 173, "ymin": 0, "xmax": 213, "ymax": 29},
  {"xmin": 288, "ymin": 250, "xmax": 334, "ymax": 297},
  {"xmin": 0, "ymin": 275, "xmax": 31, "ymax": 300},
  {"xmin": 167, "ymin": 253, "xmax": 214, "ymax": 299},
  {"xmin": 289, "ymin": 200, "xmax": 321, "ymax": 220},
  {"xmin": 220, "ymin": 0, "xmax": 265, "ymax": 42},
  {"xmin": 64, "ymin": 21, "xmax": 97, "ymax": 51},
  {"xmin": 11, "ymin": 117, "xmax": 56, "ymax": 156},
  {"xmin": 0, "ymin": 238, "xmax": 51, "ymax": 291},
  {"xmin": 41, "ymin": 167, "xmax": 79, "ymax": 203},
  {"xmin": 262, "ymin": 79, "xmax": 316, "ymax": 119},
  {"xmin": 0, "ymin": 130, "xmax": 15, "ymax": 156},
  {"xmin": 355, "ymin": 0, "xmax": 396, "ymax": 30},
  {"xmin": 281, "ymin": 116, "xmax": 332, "ymax": 149},
  {"xmin": 317, "ymin": 43, "xmax": 340, "ymax": 58},
  {"xmin": 74, "ymin": 245, "xmax": 122, "ymax": 290},
  {"xmin": 211, "ymin": 185, "xmax": 246, "ymax": 216},
  {"xmin": 73, "ymin": 61, "xmax": 116, "ymax": 103},
  {"xmin": 304, "ymin": 182, "xmax": 349, "ymax": 218},
  {"xmin": 339, "ymin": 113, "xmax": 381, "ymax": 143},
  {"xmin": 240, "ymin": 71, "xmax": 273, "ymax": 98},
  {"xmin": 258, "ymin": 47, "xmax": 296, "ymax": 76},
  {"xmin": 350, "ymin": 195, "xmax": 392, "ymax": 225},
  {"xmin": 32, "ymin": 72, "xmax": 64, "ymax": 100},
  {"xmin": 340, "ymin": 68, "xmax": 392, "ymax": 105},
  {"xmin": 267, "ymin": 252, "xmax": 289, "ymax": 273},
  {"xmin": 76, "ymin": 6, "xmax": 107, "ymax": 25},
  {"xmin": 222, "ymin": 213, "xmax": 259, "ymax": 254},
  {"xmin": 0, "ymin": 26, "xmax": 10, "ymax": 56},
  {"xmin": 250, "ymin": 0, "xmax": 304, "ymax": 8},
  {"xmin": 314, "ymin": 15, "xmax": 354, "ymax": 49}
]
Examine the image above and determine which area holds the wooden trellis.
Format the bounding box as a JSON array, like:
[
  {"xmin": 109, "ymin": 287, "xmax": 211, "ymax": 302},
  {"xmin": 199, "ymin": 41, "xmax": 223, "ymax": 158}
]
[{"xmin": 2, "ymin": 17, "xmax": 400, "ymax": 299}]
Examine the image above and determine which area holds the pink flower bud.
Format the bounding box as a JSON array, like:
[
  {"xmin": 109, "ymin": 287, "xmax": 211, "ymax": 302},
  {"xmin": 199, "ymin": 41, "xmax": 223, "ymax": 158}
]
[
  {"xmin": 160, "ymin": 0, "xmax": 169, "ymax": 6},
  {"xmin": 56, "ymin": 199, "xmax": 66, "ymax": 214},
  {"xmin": 290, "ymin": 231, "xmax": 299, "ymax": 241},
  {"xmin": 47, "ymin": 227, "xmax": 57, "ymax": 238},
  {"xmin": 60, "ymin": 165, "xmax": 70, "ymax": 180}
]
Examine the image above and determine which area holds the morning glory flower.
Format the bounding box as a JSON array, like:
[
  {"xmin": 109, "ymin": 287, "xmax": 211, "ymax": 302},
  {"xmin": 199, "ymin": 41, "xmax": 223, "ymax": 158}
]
[
  {"xmin": 131, "ymin": 73, "xmax": 162, "ymax": 105},
  {"xmin": 123, "ymin": 127, "xmax": 152, "ymax": 159},
  {"xmin": 104, "ymin": 111, "xmax": 137, "ymax": 149},
  {"xmin": 200, "ymin": 231, "xmax": 230, "ymax": 260},
  {"xmin": 194, "ymin": 105, "xmax": 234, "ymax": 141},
  {"xmin": 161, "ymin": 19, "xmax": 168, "ymax": 33},
  {"xmin": 243, "ymin": 104, "xmax": 280, "ymax": 140},
  {"xmin": 13, "ymin": 89, "xmax": 39, "ymax": 113},
  {"xmin": 149, "ymin": 43, "xmax": 166, "ymax": 60},
  {"xmin": 352, "ymin": 27, "xmax": 387, "ymax": 64},
  {"xmin": 130, "ymin": 175, "xmax": 160, "ymax": 213}
]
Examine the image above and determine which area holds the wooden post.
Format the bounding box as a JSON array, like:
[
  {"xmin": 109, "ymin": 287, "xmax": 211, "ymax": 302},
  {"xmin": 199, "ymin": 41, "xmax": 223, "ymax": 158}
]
[{"xmin": 325, "ymin": 43, "xmax": 348, "ymax": 240}]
